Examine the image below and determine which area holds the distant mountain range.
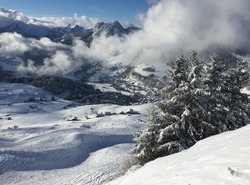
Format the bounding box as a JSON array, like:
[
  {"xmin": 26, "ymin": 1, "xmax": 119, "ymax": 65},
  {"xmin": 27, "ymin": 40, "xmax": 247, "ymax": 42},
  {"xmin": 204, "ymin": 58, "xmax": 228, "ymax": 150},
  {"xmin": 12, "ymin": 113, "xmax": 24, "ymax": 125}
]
[
  {"xmin": 56, "ymin": 20, "xmax": 140, "ymax": 46},
  {"xmin": 0, "ymin": 8, "xmax": 139, "ymax": 45}
]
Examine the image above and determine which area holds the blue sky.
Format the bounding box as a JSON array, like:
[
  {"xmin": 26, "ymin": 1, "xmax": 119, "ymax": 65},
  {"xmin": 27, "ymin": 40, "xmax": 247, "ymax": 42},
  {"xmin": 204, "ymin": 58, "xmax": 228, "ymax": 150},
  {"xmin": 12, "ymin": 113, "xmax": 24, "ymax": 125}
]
[{"xmin": 0, "ymin": 0, "xmax": 150, "ymax": 25}]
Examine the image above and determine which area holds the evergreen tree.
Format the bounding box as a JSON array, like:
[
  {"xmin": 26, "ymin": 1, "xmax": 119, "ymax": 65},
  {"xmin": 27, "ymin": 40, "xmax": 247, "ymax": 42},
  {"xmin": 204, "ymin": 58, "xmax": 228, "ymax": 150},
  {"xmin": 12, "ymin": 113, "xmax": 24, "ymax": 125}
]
[
  {"xmin": 133, "ymin": 105, "xmax": 164, "ymax": 163},
  {"xmin": 205, "ymin": 55, "xmax": 250, "ymax": 131},
  {"xmin": 224, "ymin": 60, "xmax": 250, "ymax": 128},
  {"xmin": 204, "ymin": 54, "xmax": 228, "ymax": 131},
  {"xmin": 134, "ymin": 52, "xmax": 250, "ymax": 165},
  {"xmin": 134, "ymin": 52, "xmax": 212, "ymax": 164}
]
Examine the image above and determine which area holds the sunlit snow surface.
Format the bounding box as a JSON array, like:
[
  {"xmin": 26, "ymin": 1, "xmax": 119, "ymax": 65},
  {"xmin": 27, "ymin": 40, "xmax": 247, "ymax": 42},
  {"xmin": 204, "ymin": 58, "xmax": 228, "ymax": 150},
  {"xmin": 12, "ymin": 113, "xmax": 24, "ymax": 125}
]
[
  {"xmin": 108, "ymin": 125, "xmax": 250, "ymax": 185},
  {"xmin": 0, "ymin": 82, "xmax": 148, "ymax": 185},
  {"xmin": 1, "ymin": 82, "xmax": 249, "ymax": 185}
]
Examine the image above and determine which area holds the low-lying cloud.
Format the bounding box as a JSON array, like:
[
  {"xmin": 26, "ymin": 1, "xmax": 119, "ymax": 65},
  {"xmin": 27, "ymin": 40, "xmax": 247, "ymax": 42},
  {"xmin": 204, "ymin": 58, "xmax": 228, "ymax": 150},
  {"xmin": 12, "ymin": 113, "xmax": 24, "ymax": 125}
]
[
  {"xmin": 85, "ymin": 0, "xmax": 250, "ymax": 67},
  {"xmin": 116, "ymin": 0, "xmax": 250, "ymax": 64},
  {"xmin": 16, "ymin": 38, "xmax": 91, "ymax": 75},
  {"xmin": 0, "ymin": 32, "xmax": 30, "ymax": 55}
]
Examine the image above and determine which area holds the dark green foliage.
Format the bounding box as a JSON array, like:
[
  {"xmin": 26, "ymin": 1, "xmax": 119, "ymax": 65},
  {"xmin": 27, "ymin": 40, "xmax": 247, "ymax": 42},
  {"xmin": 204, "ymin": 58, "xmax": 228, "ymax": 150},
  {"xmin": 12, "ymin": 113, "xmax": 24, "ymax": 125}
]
[
  {"xmin": 205, "ymin": 55, "xmax": 250, "ymax": 131},
  {"xmin": 0, "ymin": 67, "xmax": 13, "ymax": 82},
  {"xmin": 7, "ymin": 75, "xmax": 141, "ymax": 105},
  {"xmin": 8, "ymin": 75, "xmax": 97, "ymax": 95},
  {"xmin": 134, "ymin": 51, "xmax": 250, "ymax": 165},
  {"xmin": 31, "ymin": 75, "xmax": 98, "ymax": 95},
  {"xmin": 80, "ymin": 92, "xmax": 137, "ymax": 105}
]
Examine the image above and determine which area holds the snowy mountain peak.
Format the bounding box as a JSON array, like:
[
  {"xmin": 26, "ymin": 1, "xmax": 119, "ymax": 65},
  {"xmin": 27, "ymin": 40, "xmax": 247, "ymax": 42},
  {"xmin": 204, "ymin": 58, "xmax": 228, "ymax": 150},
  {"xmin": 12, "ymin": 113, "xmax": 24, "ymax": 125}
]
[
  {"xmin": 0, "ymin": 8, "xmax": 138, "ymax": 41},
  {"xmin": 93, "ymin": 20, "xmax": 124, "ymax": 34},
  {"xmin": 94, "ymin": 21, "xmax": 122, "ymax": 29},
  {"xmin": 94, "ymin": 21, "xmax": 105, "ymax": 29},
  {"xmin": 110, "ymin": 20, "xmax": 123, "ymax": 28},
  {"xmin": 93, "ymin": 20, "xmax": 138, "ymax": 37},
  {"xmin": 71, "ymin": 24, "xmax": 85, "ymax": 32}
]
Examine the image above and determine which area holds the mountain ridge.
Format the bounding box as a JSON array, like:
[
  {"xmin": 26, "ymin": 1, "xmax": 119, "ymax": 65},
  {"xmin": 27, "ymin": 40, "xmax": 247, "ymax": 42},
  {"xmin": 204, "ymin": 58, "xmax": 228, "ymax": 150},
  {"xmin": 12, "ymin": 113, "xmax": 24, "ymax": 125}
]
[{"xmin": 0, "ymin": 8, "xmax": 139, "ymax": 42}]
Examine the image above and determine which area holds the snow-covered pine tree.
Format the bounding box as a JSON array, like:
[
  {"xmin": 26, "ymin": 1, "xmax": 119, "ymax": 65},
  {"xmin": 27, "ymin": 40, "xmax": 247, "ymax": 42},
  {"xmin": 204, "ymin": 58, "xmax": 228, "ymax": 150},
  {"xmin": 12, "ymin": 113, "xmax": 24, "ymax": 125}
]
[
  {"xmin": 222, "ymin": 60, "xmax": 249, "ymax": 129},
  {"xmin": 134, "ymin": 51, "xmax": 216, "ymax": 164},
  {"xmin": 224, "ymin": 60, "xmax": 250, "ymax": 128},
  {"xmin": 204, "ymin": 54, "xmax": 228, "ymax": 132},
  {"xmin": 133, "ymin": 54, "xmax": 190, "ymax": 164},
  {"xmin": 159, "ymin": 51, "xmax": 217, "ymax": 150},
  {"xmin": 133, "ymin": 52, "xmax": 249, "ymax": 165},
  {"xmin": 177, "ymin": 52, "xmax": 218, "ymax": 140},
  {"xmin": 205, "ymin": 55, "xmax": 250, "ymax": 131},
  {"xmin": 133, "ymin": 105, "xmax": 165, "ymax": 164}
]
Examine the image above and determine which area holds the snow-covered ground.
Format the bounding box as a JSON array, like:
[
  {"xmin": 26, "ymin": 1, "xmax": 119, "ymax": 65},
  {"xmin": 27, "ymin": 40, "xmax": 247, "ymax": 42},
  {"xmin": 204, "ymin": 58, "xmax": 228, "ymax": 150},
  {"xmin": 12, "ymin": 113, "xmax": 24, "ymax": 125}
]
[
  {"xmin": 107, "ymin": 125, "xmax": 250, "ymax": 185},
  {"xmin": 0, "ymin": 82, "xmax": 148, "ymax": 185},
  {"xmin": 1, "ymin": 82, "xmax": 249, "ymax": 185}
]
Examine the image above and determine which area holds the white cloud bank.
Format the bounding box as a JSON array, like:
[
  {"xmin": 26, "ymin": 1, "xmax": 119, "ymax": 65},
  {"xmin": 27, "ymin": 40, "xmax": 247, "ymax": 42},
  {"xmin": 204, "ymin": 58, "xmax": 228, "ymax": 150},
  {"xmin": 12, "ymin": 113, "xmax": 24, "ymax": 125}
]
[
  {"xmin": 105, "ymin": 0, "xmax": 250, "ymax": 65},
  {"xmin": 28, "ymin": 14, "xmax": 99, "ymax": 28},
  {"xmin": 0, "ymin": 8, "xmax": 99, "ymax": 28},
  {"xmin": 73, "ymin": 0, "xmax": 250, "ymax": 68},
  {"xmin": 1, "ymin": 0, "xmax": 250, "ymax": 75}
]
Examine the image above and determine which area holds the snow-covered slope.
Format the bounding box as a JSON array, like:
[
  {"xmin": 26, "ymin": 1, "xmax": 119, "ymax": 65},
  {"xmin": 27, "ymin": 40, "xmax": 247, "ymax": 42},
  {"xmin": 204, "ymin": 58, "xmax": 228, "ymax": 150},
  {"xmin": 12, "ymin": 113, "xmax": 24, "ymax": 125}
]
[
  {"xmin": 107, "ymin": 125, "xmax": 250, "ymax": 185},
  {"xmin": 0, "ymin": 82, "xmax": 250, "ymax": 185},
  {"xmin": 1, "ymin": 83, "xmax": 250, "ymax": 185},
  {"xmin": 0, "ymin": 82, "xmax": 148, "ymax": 185}
]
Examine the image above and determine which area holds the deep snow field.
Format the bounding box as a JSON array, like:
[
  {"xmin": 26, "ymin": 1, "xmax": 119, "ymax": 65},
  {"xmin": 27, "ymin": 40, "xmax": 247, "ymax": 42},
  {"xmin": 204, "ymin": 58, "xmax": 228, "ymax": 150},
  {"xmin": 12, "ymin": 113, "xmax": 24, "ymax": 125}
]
[
  {"xmin": 0, "ymin": 82, "xmax": 250, "ymax": 185},
  {"xmin": 0, "ymin": 82, "xmax": 148, "ymax": 185}
]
